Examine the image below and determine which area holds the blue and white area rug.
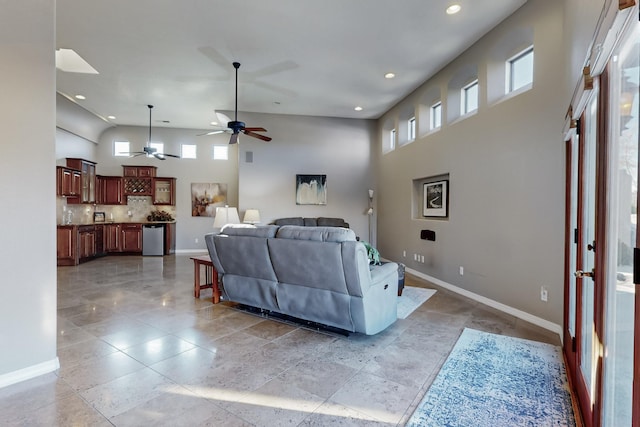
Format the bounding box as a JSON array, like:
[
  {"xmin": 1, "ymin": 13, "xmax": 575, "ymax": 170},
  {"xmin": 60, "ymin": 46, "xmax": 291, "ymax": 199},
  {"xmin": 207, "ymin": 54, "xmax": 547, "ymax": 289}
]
[
  {"xmin": 397, "ymin": 286, "xmax": 437, "ymax": 319},
  {"xmin": 407, "ymin": 328, "xmax": 575, "ymax": 427}
]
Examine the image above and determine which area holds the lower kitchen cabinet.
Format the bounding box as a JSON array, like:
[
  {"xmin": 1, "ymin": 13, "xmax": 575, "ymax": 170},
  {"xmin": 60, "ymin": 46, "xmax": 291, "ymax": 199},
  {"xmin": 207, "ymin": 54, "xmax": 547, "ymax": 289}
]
[
  {"xmin": 164, "ymin": 222, "xmax": 176, "ymax": 255},
  {"xmin": 78, "ymin": 225, "xmax": 96, "ymax": 262},
  {"xmin": 58, "ymin": 222, "xmax": 171, "ymax": 265},
  {"xmin": 57, "ymin": 226, "xmax": 76, "ymax": 266},
  {"xmin": 121, "ymin": 224, "xmax": 142, "ymax": 253}
]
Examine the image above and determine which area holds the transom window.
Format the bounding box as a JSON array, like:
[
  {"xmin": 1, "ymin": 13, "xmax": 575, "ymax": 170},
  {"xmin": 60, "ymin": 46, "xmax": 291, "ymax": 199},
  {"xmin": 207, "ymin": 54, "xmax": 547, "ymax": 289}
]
[
  {"xmin": 430, "ymin": 102, "xmax": 442, "ymax": 130},
  {"xmin": 408, "ymin": 117, "xmax": 416, "ymax": 141},
  {"xmin": 114, "ymin": 141, "xmax": 130, "ymax": 157},
  {"xmin": 181, "ymin": 144, "xmax": 197, "ymax": 159},
  {"xmin": 461, "ymin": 80, "xmax": 478, "ymax": 115},
  {"xmin": 213, "ymin": 145, "xmax": 228, "ymax": 160},
  {"xmin": 507, "ymin": 46, "xmax": 534, "ymax": 93}
]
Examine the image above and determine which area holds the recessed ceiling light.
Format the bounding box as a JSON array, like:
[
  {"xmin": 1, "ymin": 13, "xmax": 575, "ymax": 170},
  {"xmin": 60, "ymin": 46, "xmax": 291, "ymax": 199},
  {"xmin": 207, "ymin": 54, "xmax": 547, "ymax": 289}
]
[
  {"xmin": 384, "ymin": 72, "xmax": 395, "ymax": 79},
  {"xmin": 74, "ymin": 94, "xmax": 86, "ymax": 100},
  {"xmin": 354, "ymin": 106, "xmax": 363, "ymax": 111},
  {"xmin": 107, "ymin": 115, "xmax": 116, "ymax": 120},
  {"xmin": 446, "ymin": 4, "xmax": 461, "ymax": 14}
]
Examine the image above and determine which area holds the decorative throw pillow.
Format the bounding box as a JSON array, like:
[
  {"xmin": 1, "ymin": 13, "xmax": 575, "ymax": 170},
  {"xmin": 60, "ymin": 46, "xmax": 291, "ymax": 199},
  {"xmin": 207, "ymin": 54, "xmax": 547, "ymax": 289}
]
[{"xmin": 362, "ymin": 241, "xmax": 381, "ymax": 265}]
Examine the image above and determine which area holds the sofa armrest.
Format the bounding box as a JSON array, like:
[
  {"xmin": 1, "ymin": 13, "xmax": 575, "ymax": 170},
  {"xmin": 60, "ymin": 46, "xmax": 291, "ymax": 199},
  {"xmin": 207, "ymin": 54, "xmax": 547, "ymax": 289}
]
[{"xmin": 369, "ymin": 262, "xmax": 399, "ymax": 288}]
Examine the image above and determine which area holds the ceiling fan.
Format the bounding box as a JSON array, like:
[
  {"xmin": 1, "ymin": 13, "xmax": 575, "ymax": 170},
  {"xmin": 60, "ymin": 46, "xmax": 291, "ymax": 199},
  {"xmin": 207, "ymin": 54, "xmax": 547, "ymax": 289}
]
[
  {"xmin": 124, "ymin": 105, "xmax": 180, "ymax": 160},
  {"xmin": 200, "ymin": 62, "xmax": 272, "ymax": 144}
]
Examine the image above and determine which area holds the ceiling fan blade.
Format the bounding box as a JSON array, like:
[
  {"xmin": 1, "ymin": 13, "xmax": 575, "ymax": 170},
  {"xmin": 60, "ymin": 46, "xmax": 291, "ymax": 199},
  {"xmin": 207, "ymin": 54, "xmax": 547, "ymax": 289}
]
[
  {"xmin": 162, "ymin": 153, "xmax": 181, "ymax": 158},
  {"xmin": 215, "ymin": 111, "xmax": 232, "ymax": 126},
  {"xmin": 153, "ymin": 153, "xmax": 167, "ymax": 160},
  {"xmin": 243, "ymin": 127, "xmax": 267, "ymax": 132},
  {"xmin": 229, "ymin": 133, "xmax": 239, "ymax": 145},
  {"xmin": 197, "ymin": 130, "xmax": 226, "ymax": 136},
  {"xmin": 243, "ymin": 130, "xmax": 272, "ymax": 142}
]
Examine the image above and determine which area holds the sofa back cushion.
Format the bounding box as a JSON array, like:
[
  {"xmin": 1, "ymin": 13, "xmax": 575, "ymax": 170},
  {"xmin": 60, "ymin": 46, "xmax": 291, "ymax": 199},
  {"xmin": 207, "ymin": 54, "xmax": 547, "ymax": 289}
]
[
  {"xmin": 268, "ymin": 238, "xmax": 348, "ymax": 294},
  {"xmin": 317, "ymin": 217, "xmax": 349, "ymax": 228},
  {"xmin": 211, "ymin": 230, "xmax": 277, "ymax": 282},
  {"xmin": 276, "ymin": 225, "xmax": 356, "ymax": 242},
  {"xmin": 222, "ymin": 224, "xmax": 279, "ymax": 238},
  {"xmin": 273, "ymin": 217, "xmax": 304, "ymax": 226}
]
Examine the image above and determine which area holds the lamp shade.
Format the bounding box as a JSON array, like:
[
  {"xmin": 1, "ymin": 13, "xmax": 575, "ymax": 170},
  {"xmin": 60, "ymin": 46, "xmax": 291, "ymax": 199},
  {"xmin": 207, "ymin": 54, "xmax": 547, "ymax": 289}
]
[
  {"xmin": 243, "ymin": 209, "xmax": 261, "ymax": 224},
  {"xmin": 213, "ymin": 206, "xmax": 241, "ymax": 229}
]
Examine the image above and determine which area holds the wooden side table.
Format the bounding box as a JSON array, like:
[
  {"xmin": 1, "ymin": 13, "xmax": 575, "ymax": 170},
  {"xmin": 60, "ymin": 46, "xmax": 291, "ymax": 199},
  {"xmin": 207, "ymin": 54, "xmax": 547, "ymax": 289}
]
[{"xmin": 190, "ymin": 255, "xmax": 221, "ymax": 303}]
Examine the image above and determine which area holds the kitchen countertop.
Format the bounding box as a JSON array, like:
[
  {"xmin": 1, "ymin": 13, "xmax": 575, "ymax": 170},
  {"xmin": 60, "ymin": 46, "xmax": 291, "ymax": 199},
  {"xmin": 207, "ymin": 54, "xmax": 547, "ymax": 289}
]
[{"xmin": 58, "ymin": 221, "xmax": 176, "ymax": 226}]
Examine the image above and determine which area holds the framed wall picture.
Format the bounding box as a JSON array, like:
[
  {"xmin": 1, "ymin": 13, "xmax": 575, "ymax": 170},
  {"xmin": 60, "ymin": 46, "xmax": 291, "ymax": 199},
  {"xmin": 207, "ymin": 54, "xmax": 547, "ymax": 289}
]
[
  {"xmin": 191, "ymin": 183, "xmax": 228, "ymax": 217},
  {"xmin": 296, "ymin": 174, "xmax": 327, "ymax": 205},
  {"xmin": 423, "ymin": 180, "xmax": 448, "ymax": 217}
]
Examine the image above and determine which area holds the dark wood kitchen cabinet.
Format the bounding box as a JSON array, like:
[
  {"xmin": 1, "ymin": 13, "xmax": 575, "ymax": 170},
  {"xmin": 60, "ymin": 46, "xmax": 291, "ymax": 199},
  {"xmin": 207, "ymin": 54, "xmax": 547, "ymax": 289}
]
[
  {"xmin": 78, "ymin": 225, "xmax": 96, "ymax": 262},
  {"xmin": 104, "ymin": 223, "xmax": 142, "ymax": 253},
  {"xmin": 56, "ymin": 226, "xmax": 76, "ymax": 266},
  {"xmin": 66, "ymin": 158, "xmax": 96, "ymax": 204},
  {"xmin": 153, "ymin": 177, "xmax": 176, "ymax": 205},
  {"xmin": 121, "ymin": 224, "xmax": 142, "ymax": 253},
  {"xmin": 96, "ymin": 176, "xmax": 125, "ymax": 205},
  {"xmin": 56, "ymin": 166, "xmax": 81, "ymax": 197},
  {"xmin": 164, "ymin": 222, "xmax": 176, "ymax": 254},
  {"xmin": 104, "ymin": 224, "xmax": 121, "ymax": 252}
]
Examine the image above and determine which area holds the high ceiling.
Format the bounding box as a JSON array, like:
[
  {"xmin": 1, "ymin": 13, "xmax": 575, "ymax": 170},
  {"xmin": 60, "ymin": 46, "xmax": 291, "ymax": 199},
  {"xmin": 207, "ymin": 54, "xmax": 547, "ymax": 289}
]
[{"xmin": 56, "ymin": 0, "xmax": 527, "ymax": 130}]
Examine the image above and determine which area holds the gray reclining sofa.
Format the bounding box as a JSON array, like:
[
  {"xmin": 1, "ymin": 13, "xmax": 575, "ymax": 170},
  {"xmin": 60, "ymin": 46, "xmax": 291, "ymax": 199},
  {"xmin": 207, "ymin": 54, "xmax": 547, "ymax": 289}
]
[{"xmin": 204, "ymin": 224, "xmax": 398, "ymax": 335}]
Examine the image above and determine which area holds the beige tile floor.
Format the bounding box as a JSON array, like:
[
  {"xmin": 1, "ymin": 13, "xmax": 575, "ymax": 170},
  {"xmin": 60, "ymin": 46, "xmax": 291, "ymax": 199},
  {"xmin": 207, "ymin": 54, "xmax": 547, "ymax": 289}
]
[{"xmin": 0, "ymin": 255, "xmax": 560, "ymax": 426}]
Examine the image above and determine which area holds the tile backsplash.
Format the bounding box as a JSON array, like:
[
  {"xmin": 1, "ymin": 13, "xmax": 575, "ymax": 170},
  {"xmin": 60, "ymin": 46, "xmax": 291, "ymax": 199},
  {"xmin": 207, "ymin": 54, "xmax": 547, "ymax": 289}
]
[{"xmin": 57, "ymin": 196, "xmax": 176, "ymax": 224}]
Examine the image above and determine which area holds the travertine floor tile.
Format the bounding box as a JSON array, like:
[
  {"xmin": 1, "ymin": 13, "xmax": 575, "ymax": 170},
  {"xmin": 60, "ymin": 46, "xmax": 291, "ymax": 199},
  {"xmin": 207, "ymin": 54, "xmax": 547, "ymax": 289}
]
[{"xmin": 0, "ymin": 255, "xmax": 567, "ymax": 426}]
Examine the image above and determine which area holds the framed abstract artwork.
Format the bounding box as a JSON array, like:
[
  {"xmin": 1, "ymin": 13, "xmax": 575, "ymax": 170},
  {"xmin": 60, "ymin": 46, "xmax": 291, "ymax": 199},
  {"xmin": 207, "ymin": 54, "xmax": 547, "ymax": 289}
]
[
  {"xmin": 423, "ymin": 180, "xmax": 448, "ymax": 218},
  {"xmin": 191, "ymin": 183, "xmax": 227, "ymax": 217},
  {"xmin": 296, "ymin": 174, "xmax": 327, "ymax": 205}
]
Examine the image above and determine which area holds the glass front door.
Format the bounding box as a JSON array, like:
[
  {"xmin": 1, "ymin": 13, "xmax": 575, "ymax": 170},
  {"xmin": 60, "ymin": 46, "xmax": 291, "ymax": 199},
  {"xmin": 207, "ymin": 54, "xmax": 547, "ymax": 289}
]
[{"xmin": 602, "ymin": 18, "xmax": 639, "ymax": 427}]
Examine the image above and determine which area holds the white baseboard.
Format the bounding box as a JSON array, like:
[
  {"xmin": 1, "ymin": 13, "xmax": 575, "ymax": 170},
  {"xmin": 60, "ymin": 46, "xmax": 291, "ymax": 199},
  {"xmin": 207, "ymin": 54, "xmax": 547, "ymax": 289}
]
[
  {"xmin": 404, "ymin": 266, "xmax": 563, "ymax": 340},
  {"xmin": 0, "ymin": 357, "xmax": 60, "ymax": 389}
]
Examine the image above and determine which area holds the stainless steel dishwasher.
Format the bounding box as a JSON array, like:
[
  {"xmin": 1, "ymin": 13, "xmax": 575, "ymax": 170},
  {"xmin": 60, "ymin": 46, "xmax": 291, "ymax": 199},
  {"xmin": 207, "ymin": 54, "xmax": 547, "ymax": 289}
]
[{"xmin": 142, "ymin": 224, "xmax": 164, "ymax": 256}]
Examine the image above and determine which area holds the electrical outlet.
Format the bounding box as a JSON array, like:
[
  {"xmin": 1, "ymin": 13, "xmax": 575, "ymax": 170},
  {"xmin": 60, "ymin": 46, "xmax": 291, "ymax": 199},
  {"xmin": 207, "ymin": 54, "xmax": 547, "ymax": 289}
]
[
  {"xmin": 403, "ymin": 250, "xmax": 406, "ymax": 257},
  {"xmin": 459, "ymin": 266, "xmax": 464, "ymax": 276},
  {"xmin": 540, "ymin": 286, "xmax": 548, "ymax": 302},
  {"xmin": 195, "ymin": 238, "xmax": 199, "ymax": 244},
  {"xmin": 421, "ymin": 255, "xmax": 425, "ymax": 263}
]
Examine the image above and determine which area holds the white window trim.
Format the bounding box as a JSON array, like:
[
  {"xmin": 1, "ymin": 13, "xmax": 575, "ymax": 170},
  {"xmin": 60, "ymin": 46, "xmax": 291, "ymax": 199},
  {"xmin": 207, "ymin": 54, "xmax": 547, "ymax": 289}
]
[
  {"xmin": 408, "ymin": 117, "xmax": 416, "ymax": 141},
  {"xmin": 212, "ymin": 145, "xmax": 229, "ymax": 160},
  {"xmin": 113, "ymin": 141, "xmax": 130, "ymax": 157},
  {"xmin": 461, "ymin": 79, "xmax": 479, "ymax": 115},
  {"xmin": 506, "ymin": 45, "xmax": 534, "ymax": 94},
  {"xmin": 430, "ymin": 102, "xmax": 442, "ymax": 130}
]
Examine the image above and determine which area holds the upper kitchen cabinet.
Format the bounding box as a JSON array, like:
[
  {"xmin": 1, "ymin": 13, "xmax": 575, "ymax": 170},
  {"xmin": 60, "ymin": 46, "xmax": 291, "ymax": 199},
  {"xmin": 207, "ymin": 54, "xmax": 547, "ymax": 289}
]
[
  {"xmin": 65, "ymin": 158, "xmax": 96, "ymax": 204},
  {"xmin": 153, "ymin": 177, "xmax": 176, "ymax": 205},
  {"xmin": 123, "ymin": 165, "xmax": 156, "ymax": 177},
  {"xmin": 96, "ymin": 175, "xmax": 125, "ymax": 205},
  {"xmin": 56, "ymin": 166, "xmax": 81, "ymax": 197},
  {"xmin": 123, "ymin": 165, "xmax": 156, "ymax": 196}
]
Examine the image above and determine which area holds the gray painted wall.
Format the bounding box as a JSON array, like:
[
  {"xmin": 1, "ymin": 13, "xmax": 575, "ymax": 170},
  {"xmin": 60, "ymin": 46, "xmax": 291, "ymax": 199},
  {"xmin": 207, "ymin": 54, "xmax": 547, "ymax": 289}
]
[
  {"xmin": 376, "ymin": 0, "xmax": 567, "ymax": 325},
  {"xmin": 0, "ymin": 1, "xmax": 57, "ymax": 378},
  {"xmin": 237, "ymin": 112, "xmax": 376, "ymax": 242}
]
